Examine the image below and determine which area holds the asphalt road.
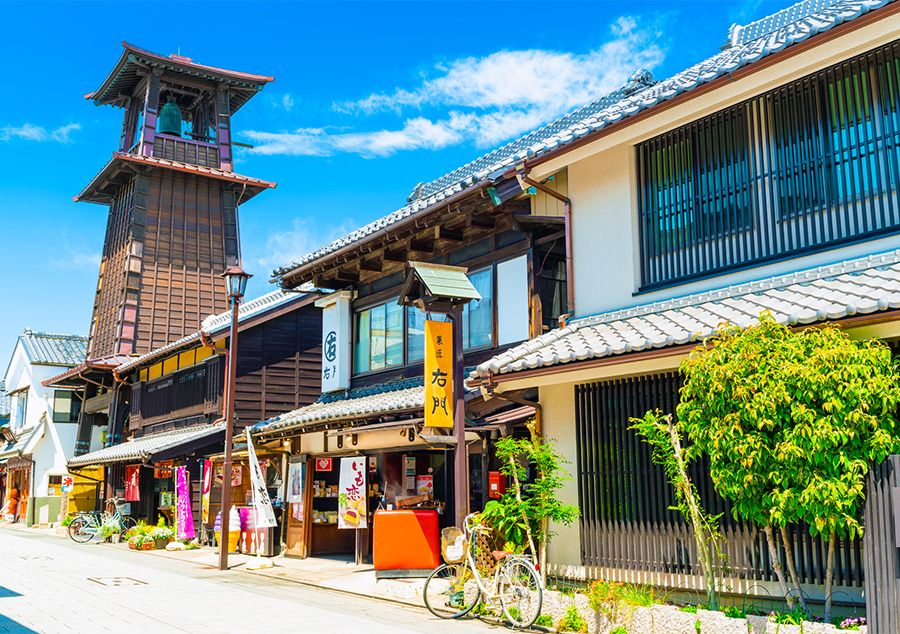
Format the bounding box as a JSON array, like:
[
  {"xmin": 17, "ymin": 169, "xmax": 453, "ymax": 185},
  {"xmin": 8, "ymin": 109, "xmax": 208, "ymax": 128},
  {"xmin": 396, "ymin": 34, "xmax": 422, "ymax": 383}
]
[{"xmin": 0, "ymin": 527, "xmax": 500, "ymax": 633}]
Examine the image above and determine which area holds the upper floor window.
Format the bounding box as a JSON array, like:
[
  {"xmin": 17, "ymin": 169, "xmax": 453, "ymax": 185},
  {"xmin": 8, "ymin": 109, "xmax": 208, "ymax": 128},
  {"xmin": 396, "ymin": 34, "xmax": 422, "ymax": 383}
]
[
  {"xmin": 638, "ymin": 41, "xmax": 900, "ymax": 290},
  {"xmin": 52, "ymin": 390, "xmax": 81, "ymax": 424},
  {"xmin": 11, "ymin": 391, "xmax": 27, "ymax": 430},
  {"xmin": 352, "ymin": 256, "xmax": 524, "ymax": 375}
]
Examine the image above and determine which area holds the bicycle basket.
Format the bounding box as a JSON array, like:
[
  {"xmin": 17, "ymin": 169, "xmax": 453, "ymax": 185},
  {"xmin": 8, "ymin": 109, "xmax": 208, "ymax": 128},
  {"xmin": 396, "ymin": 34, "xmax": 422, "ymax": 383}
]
[{"xmin": 440, "ymin": 527, "xmax": 467, "ymax": 564}]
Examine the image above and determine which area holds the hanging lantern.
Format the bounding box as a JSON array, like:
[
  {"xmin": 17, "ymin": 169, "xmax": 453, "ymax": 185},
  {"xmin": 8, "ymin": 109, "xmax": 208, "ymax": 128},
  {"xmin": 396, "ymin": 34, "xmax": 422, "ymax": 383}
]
[{"xmin": 157, "ymin": 96, "xmax": 182, "ymax": 137}]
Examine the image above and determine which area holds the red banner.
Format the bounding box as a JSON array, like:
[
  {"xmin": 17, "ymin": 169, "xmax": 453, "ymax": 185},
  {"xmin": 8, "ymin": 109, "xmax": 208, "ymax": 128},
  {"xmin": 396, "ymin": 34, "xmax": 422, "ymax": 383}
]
[{"xmin": 125, "ymin": 465, "xmax": 141, "ymax": 502}]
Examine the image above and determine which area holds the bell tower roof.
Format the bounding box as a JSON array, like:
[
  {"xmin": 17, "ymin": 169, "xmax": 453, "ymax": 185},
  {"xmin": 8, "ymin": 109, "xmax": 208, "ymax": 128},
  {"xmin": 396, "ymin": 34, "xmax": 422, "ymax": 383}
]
[{"xmin": 86, "ymin": 41, "xmax": 274, "ymax": 113}]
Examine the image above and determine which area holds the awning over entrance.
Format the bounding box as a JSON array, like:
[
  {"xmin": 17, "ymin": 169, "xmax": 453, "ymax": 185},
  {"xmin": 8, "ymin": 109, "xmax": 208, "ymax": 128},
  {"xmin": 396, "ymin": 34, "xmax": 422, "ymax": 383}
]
[
  {"xmin": 0, "ymin": 423, "xmax": 43, "ymax": 464},
  {"xmin": 67, "ymin": 424, "xmax": 224, "ymax": 468}
]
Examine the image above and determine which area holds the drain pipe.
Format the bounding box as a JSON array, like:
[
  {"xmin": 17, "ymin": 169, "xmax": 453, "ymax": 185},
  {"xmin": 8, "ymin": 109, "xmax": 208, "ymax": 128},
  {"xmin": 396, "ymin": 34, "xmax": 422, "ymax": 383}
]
[
  {"xmin": 516, "ymin": 164, "xmax": 575, "ymax": 317},
  {"xmin": 480, "ymin": 381, "xmax": 543, "ymax": 439}
]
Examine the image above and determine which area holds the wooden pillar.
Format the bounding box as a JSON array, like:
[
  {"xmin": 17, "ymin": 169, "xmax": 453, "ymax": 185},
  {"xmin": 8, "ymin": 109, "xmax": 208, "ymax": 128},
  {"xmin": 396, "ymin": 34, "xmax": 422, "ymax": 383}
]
[
  {"xmin": 215, "ymin": 85, "xmax": 233, "ymax": 171},
  {"xmin": 139, "ymin": 70, "xmax": 162, "ymax": 158}
]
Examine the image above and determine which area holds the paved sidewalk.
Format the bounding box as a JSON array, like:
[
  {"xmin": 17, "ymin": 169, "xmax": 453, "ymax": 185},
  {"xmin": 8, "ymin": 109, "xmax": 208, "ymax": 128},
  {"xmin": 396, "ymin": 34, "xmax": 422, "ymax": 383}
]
[{"xmin": 0, "ymin": 528, "xmax": 500, "ymax": 633}]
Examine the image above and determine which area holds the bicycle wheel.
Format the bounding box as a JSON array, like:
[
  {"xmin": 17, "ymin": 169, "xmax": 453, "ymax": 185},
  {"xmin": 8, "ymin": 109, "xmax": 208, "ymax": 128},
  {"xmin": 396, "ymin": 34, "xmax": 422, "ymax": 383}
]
[
  {"xmin": 497, "ymin": 558, "xmax": 542, "ymax": 628},
  {"xmin": 423, "ymin": 563, "xmax": 481, "ymax": 619},
  {"xmin": 121, "ymin": 516, "xmax": 137, "ymax": 531},
  {"xmin": 68, "ymin": 517, "xmax": 95, "ymax": 544}
]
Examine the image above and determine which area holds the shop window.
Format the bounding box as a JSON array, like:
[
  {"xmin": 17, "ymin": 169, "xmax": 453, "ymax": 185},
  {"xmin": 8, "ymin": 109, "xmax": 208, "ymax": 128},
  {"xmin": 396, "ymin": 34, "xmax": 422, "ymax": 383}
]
[
  {"xmin": 354, "ymin": 301, "xmax": 404, "ymax": 374},
  {"xmin": 52, "ymin": 390, "xmax": 81, "ymax": 423},
  {"xmin": 47, "ymin": 475, "xmax": 62, "ymax": 497},
  {"xmin": 407, "ymin": 311, "xmax": 449, "ymax": 363},
  {"xmin": 463, "ymin": 267, "xmax": 494, "ymax": 350},
  {"xmin": 11, "ymin": 391, "xmax": 27, "ymax": 430}
]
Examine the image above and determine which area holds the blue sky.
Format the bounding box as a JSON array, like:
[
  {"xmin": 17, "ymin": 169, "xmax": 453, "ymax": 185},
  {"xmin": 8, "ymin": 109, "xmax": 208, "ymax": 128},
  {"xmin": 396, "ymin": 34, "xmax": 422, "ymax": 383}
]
[{"xmin": 0, "ymin": 0, "xmax": 783, "ymax": 368}]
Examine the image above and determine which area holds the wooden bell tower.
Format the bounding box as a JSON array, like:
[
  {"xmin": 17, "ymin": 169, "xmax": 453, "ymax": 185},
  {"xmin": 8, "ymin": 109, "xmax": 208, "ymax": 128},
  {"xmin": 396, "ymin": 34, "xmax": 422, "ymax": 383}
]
[{"xmin": 77, "ymin": 42, "xmax": 275, "ymax": 359}]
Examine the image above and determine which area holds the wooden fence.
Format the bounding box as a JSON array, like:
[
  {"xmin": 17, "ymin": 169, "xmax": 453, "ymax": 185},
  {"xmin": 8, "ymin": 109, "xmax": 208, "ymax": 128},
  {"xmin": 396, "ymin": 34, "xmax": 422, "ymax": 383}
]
[{"xmin": 863, "ymin": 455, "xmax": 900, "ymax": 633}]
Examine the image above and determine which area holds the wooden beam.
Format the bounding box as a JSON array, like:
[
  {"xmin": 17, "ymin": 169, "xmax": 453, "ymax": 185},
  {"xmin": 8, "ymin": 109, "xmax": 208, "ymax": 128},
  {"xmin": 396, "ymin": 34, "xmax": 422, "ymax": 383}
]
[
  {"xmin": 409, "ymin": 238, "xmax": 434, "ymax": 253},
  {"xmin": 468, "ymin": 213, "xmax": 495, "ymax": 229},
  {"xmin": 383, "ymin": 250, "xmax": 407, "ymax": 264},
  {"xmin": 334, "ymin": 269, "xmax": 360, "ymax": 283},
  {"xmin": 360, "ymin": 259, "xmax": 382, "ymax": 272},
  {"xmin": 436, "ymin": 226, "xmax": 464, "ymax": 242}
]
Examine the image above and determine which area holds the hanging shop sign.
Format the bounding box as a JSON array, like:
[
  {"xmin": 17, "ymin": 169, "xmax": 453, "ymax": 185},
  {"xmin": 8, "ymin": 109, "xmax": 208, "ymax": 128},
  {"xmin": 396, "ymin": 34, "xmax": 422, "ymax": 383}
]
[
  {"xmin": 124, "ymin": 465, "xmax": 141, "ymax": 502},
  {"xmin": 338, "ymin": 457, "xmax": 367, "ymax": 529},
  {"xmin": 61, "ymin": 475, "xmax": 74, "ymax": 493},
  {"xmin": 154, "ymin": 460, "xmax": 174, "ymax": 478},
  {"xmin": 315, "ymin": 291, "xmax": 353, "ymax": 393},
  {"xmin": 246, "ymin": 431, "xmax": 278, "ymax": 529},
  {"xmin": 315, "ymin": 458, "xmax": 333, "ymax": 472},
  {"xmin": 201, "ymin": 459, "xmax": 212, "ymax": 525},
  {"xmin": 215, "ymin": 464, "xmax": 242, "ymax": 487},
  {"xmin": 424, "ymin": 319, "xmax": 454, "ymax": 428},
  {"xmin": 175, "ymin": 466, "xmax": 195, "ymax": 540}
]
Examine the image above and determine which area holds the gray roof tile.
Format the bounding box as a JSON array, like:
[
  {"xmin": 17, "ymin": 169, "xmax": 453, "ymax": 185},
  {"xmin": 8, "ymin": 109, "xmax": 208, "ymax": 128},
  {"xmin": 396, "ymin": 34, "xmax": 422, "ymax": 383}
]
[
  {"xmin": 67, "ymin": 424, "xmax": 223, "ymax": 467},
  {"xmin": 19, "ymin": 330, "xmax": 87, "ymax": 367},
  {"xmin": 273, "ymin": 0, "xmax": 892, "ymax": 284},
  {"xmin": 470, "ymin": 249, "xmax": 900, "ymax": 380}
]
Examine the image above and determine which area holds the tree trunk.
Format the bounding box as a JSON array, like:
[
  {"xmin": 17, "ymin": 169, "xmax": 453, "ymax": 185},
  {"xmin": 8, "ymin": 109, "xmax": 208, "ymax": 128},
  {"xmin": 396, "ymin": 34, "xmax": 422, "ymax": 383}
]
[
  {"xmin": 824, "ymin": 531, "xmax": 836, "ymax": 623},
  {"xmin": 508, "ymin": 454, "xmax": 537, "ymax": 561},
  {"xmin": 780, "ymin": 525, "xmax": 808, "ymax": 611},
  {"xmin": 540, "ymin": 517, "xmax": 549, "ymax": 588},
  {"xmin": 667, "ymin": 420, "xmax": 717, "ymax": 610},
  {"xmin": 763, "ymin": 523, "xmax": 794, "ymax": 609}
]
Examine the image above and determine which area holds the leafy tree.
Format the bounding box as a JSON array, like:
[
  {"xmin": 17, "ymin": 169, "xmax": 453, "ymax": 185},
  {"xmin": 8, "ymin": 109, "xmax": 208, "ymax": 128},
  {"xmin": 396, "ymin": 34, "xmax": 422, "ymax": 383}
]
[
  {"xmin": 480, "ymin": 426, "xmax": 580, "ymax": 584},
  {"xmin": 677, "ymin": 314, "xmax": 900, "ymax": 619},
  {"xmin": 630, "ymin": 411, "xmax": 725, "ymax": 610}
]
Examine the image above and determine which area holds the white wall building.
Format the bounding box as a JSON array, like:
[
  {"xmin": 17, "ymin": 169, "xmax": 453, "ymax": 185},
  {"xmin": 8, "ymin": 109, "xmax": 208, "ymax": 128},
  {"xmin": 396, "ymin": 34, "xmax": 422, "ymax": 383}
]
[{"xmin": 1, "ymin": 330, "xmax": 88, "ymax": 525}]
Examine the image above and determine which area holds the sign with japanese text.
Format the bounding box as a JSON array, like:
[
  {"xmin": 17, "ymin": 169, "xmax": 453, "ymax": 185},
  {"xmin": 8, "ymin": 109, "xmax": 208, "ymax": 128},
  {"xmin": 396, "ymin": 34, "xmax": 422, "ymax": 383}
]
[
  {"xmin": 201, "ymin": 459, "xmax": 212, "ymax": 525},
  {"xmin": 338, "ymin": 457, "xmax": 367, "ymax": 529},
  {"xmin": 125, "ymin": 465, "xmax": 141, "ymax": 502},
  {"xmin": 154, "ymin": 460, "xmax": 174, "ymax": 479},
  {"xmin": 424, "ymin": 319, "xmax": 454, "ymax": 428},
  {"xmin": 246, "ymin": 430, "xmax": 278, "ymax": 529},
  {"xmin": 315, "ymin": 292, "xmax": 352, "ymax": 393},
  {"xmin": 175, "ymin": 466, "xmax": 195, "ymax": 540}
]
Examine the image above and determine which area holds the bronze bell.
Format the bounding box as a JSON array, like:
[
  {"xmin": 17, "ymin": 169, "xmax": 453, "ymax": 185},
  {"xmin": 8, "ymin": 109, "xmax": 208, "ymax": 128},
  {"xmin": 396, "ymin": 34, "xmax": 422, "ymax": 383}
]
[{"xmin": 157, "ymin": 96, "xmax": 182, "ymax": 137}]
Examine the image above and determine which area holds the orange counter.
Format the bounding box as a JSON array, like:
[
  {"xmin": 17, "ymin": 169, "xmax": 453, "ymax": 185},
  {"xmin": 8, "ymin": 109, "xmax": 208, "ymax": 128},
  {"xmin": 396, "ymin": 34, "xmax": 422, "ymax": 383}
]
[{"xmin": 372, "ymin": 509, "xmax": 440, "ymax": 577}]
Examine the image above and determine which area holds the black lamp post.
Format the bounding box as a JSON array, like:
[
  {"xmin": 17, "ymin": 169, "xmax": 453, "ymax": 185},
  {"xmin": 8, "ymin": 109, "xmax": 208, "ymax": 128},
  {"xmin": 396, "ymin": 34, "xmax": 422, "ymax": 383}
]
[{"xmin": 218, "ymin": 264, "xmax": 251, "ymax": 572}]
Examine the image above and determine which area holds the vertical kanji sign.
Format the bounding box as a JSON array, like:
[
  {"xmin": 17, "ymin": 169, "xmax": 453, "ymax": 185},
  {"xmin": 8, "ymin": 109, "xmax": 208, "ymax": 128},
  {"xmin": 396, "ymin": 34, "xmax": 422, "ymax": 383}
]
[
  {"xmin": 425, "ymin": 319, "xmax": 454, "ymax": 428},
  {"xmin": 338, "ymin": 457, "xmax": 367, "ymax": 529}
]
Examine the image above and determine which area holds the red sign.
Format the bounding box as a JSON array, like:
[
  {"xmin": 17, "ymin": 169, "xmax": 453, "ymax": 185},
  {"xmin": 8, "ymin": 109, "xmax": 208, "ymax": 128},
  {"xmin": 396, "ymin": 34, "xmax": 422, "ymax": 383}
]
[
  {"xmin": 154, "ymin": 460, "xmax": 174, "ymax": 479},
  {"xmin": 125, "ymin": 465, "xmax": 141, "ymax": 502},
  {"xmin": 315, "ymin": 458, "xmax": 333, "ymax": 472}
]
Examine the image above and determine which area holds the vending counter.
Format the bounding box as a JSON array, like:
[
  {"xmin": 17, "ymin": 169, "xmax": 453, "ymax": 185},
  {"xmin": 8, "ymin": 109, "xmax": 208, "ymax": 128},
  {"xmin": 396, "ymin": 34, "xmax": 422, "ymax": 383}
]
[{"xmin": 372, "ymin": 509, "xmax": 440, "ymax": 578}]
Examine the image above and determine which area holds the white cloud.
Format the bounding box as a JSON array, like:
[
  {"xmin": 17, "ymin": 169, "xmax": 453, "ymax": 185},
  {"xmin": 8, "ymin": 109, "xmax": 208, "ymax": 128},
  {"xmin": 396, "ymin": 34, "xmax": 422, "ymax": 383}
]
[
  {"xmin": 257, "ymin": 217, "xmax": 360, "ymax": 270},
  {"xmin": 282, "ymin": 94, "xmax": 295, "ymax": 111},
  {"xmin": 0, "ymin": 122, "xmax": 81, "ymax": 144},
  {"xmin": 244, "ymin": 15, "xmax": 666, "ymax": 158},
  {"xmin": 49, "ymin": 250, "xmax": 100, "ymax": 271}
]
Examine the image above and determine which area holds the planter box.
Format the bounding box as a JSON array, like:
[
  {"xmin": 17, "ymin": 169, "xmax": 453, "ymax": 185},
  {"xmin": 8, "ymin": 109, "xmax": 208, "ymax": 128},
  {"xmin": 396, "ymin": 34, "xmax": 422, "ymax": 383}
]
[
  {"xmin": 153, "ymin": 538, "xmax": 170, "ymax": 550},
  {"xmin": 128, "ymin": 541, "xmax": 137, "ymax": 550},
  {"xmin": 140, "ymin": 541, "xmax": 154, "ymax": 551},
  {"xmin": 630, "ymin": 605, "xmax": 700, "ymax": 634}
]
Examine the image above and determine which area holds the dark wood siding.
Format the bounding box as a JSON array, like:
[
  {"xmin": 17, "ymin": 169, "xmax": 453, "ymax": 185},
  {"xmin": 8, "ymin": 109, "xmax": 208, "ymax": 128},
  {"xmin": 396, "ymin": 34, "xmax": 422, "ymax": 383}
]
[
  {"xmin": 130, "ymin": 355, "xmax": 224, "ymax": 431},
  {"xmin": 234, "ymin": 304, "xmax": 322, "ymax": 428}
]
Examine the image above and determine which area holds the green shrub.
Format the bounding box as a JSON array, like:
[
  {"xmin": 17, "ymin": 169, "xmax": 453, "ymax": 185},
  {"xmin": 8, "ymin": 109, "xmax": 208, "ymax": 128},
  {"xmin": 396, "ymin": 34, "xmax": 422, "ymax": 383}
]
[
  {"xmin": 680, "ymin": 604, "xmax": 698, "ymax": 613},
  {"xmin": 534, "ymin": 614, "xmax": 553, "ymax": 627},
  {"xmin": 618, "ymin": 584, "xmax": 658, "ymax": 607},
  {"xmin": 723, "ymin": 605, "xmax": 746, "ymax": 619},
  {"xmin": 610, "ymin": 628, "xmax": 628, "ymax": 634},
  {"xmin": 61, "ymin": 515, "xmax": 73, "ymax": 527},
  {"xmin": 556, "ymin": 604, "xmax": 588, "ymax": 633}
]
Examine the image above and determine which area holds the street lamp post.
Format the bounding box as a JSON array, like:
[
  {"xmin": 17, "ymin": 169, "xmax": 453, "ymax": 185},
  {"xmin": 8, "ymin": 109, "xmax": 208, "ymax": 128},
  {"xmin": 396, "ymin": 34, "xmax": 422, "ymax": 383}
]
[{"xmin": 218, "ymin": 264, "xmax": 251, "ymax": 572}]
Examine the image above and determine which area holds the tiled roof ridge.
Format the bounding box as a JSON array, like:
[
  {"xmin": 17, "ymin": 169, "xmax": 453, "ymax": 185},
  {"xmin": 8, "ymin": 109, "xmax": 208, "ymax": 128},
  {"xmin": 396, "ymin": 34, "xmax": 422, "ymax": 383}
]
[
  {"xmin": 729, "ymin": 0, "xmax": 842, "ymax": 46},
  {"xmin": 576, "ymin": 249, "xmax": 900, "ymax": 328},
  {"xmin": 317, "ymin": 376, "xmax": 424, "ymax": 405},
  {"xmin": 471, "ymin": 248, "xmax": 900, "ymax": 379},
  {"xmin": 273, "ymin": 0, "xmax": 892, "ymax": 282},
  {"xmin": 201, "ymin": 288, "xmax": 290, "ymax": 330},
  {"xmin": 125, "ymin": 422, "xmax": 223, "ymax": 443},
  {"xmin": 21, "ymin": 330, "xmax": 87, "ymax": 341}
]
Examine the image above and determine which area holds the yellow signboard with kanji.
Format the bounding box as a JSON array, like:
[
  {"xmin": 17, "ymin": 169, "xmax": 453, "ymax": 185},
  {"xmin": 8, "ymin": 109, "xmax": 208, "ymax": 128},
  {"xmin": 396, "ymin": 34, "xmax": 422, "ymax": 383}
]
[{"xmin": 424, "ymin": 319, "xmax": 453, "ymax": 428}]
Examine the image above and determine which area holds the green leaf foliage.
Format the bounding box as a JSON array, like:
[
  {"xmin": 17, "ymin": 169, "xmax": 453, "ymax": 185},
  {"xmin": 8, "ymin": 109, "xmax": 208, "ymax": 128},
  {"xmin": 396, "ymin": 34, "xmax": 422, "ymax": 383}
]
[{"xmin": 677, "ymin": 313, "xmax": 900, "ymax": 538}]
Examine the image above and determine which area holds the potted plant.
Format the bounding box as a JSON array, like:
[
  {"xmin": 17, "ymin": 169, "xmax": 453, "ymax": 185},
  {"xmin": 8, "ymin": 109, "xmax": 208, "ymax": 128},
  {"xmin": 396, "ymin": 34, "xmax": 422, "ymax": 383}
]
[
  {"xmin": 150, "ymin": 525, "xmax": 175, "ymax": 549},
  {"xmin": 127, "ymin": 535, "xmax": 139, "ymax": 550},
  {"xmin": 140, "ymin": 534, "xmax": 154, "ymax": 551},
  {"xmin": 97, "ymin": 516, "xmax": 122, "ymax": 543}
]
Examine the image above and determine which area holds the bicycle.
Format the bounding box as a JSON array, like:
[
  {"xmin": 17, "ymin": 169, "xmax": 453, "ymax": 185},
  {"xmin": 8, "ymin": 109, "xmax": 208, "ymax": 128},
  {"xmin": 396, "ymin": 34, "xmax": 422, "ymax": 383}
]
[
  {"xmin": 67, "ymin": 498, "xmax": 137, "ymax": 544},
  {"xmin": 423, "ymin": 513, "xmax": 542, "ymax": 629}
]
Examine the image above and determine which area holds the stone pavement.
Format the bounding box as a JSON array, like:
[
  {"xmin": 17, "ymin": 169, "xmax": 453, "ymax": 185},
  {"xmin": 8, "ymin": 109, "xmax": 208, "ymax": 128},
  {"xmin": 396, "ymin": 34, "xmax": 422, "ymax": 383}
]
[{"xmin": 0, "ymin": 528, "xmax": 501, "ymax": 634}]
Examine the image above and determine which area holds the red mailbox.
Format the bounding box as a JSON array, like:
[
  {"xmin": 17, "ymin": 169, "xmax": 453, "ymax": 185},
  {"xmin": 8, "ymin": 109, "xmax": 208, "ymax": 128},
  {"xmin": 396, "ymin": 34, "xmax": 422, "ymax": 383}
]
[{"xmin": 488, "ymin": 471, "xmax": 506, "ymax": 499}]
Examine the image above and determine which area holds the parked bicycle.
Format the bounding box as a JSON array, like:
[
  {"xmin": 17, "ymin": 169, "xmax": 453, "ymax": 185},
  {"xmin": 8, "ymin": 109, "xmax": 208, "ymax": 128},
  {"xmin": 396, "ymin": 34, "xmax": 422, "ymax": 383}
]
[
  {"xmin": 67, "ymin": 498, "xmax": 137, "ymax": 544},
  {"xmin": 423, "ymin": 513, "xmax": 542, "ymax": 629}
]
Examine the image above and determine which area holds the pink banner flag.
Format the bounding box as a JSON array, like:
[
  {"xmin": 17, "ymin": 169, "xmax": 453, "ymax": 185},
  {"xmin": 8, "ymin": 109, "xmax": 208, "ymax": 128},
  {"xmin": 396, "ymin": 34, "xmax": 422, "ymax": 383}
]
[{"xmin": 175, "ymin": 466, "xmax": 195, "ymax": 540}]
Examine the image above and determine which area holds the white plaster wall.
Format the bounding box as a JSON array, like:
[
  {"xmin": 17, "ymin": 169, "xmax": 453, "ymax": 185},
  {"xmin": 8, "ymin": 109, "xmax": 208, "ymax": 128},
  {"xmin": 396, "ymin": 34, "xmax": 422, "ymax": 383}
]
[{"xmin": 539, "ymin": 381, "xmax": 580, "ymax": 567}]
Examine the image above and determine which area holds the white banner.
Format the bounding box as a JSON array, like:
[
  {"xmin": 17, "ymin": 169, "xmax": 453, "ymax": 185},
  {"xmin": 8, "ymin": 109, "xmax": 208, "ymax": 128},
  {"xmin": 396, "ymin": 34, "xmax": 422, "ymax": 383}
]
[
  {"xmin": 246, "ymin": 430, "xmax": 278, "ymax": 528},
  {"xmin": 315, "ymin": 291, "xmax": 352, "ymax": 393},
  {"xmin": 338, "ymin": 457, "xmax": 367, "ymax": 530}
]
